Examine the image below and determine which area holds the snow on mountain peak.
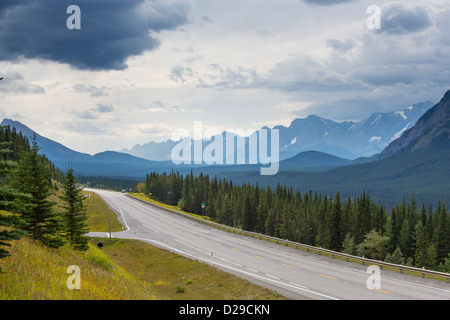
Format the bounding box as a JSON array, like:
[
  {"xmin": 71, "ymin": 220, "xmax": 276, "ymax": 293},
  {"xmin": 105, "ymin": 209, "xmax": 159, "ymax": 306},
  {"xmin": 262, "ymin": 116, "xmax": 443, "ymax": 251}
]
[{"xmin": 395, "ymin": 110, "xmax": 407, "ymax": 120}]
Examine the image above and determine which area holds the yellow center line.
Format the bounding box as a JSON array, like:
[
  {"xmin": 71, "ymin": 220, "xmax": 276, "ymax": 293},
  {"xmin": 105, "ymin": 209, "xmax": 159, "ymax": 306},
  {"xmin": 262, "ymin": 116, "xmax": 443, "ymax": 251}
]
[
  {"xmin": 367, "ymin": 287, "xmax": 393, "ymax": 295},
  {"xmin": 215, "ymin": 242, "xmax": 222, "ymax": 245},
  {"xmin": 232, "ymin": 248, "xmax": 241, "ymax": 252},
  {"xmin": 199, "ymin": 236, "xmax": 206, "ymax": 240},
  {"xmin": 255, "ymin": 255, "xmax": 266, "ymax": 260},
  {"xmin": 283, "ymin": 264, "xmax": 297, "ymax": 269},
  {"xmin": 319, "ymin": 274, "xmax": 337, "ymax": 280}
]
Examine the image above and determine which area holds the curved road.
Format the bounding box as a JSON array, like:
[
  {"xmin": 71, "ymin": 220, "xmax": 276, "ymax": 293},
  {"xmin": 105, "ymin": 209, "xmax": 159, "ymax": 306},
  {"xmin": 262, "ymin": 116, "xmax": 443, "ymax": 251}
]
[{"xmin": 86, "ymin": 188, "xmax": 450, "ymax": 300}]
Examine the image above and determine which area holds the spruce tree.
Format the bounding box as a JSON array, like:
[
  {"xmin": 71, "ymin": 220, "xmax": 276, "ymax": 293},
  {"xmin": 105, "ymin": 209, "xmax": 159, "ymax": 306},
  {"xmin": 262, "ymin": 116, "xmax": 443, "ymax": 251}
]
[
  {"xmin": 325, "ymin": 191, "xmax": 342, "ymax": 251},
  {"xmin": 13, "ymin": 135, "xmax": 64, "ymax": 248},
  {"xmin": 414, "ymin": 224, "xmax": 436, "ymax": 269},
  {"xmin": 385, "ymin": 246, "xmax": 405, "ymax": 265},
  {"xmin": 0, "ymin": 128, "xmax": 30, "ymax": 263},
  {"xmin": 59, "ymin": 166, "xmax": 89, "ymax": 251},
  {"xmin": 434, "ymin": 202, "xmax": 449, "ymax": 263}
]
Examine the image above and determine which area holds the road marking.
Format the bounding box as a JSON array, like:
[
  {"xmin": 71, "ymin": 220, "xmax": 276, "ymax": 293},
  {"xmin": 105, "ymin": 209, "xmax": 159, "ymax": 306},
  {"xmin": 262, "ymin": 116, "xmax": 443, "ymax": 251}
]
[
  {"xmin": 246, "ymin": 267, "xmax": 258, "ymax": 272},
  {"xmin": 367, "ymin": 287, "xmax": 393, "ymax": 295},
  {"xmin": 232, "ymin": 248, "xmax": 241, "ymax": 252},
  {"xmin": 215, "ymin": 242, "xmax": 222, "ymax": 245},
  {"xmin": 199, "ymin": 236, "xmax": 206, "ymax": 240},
  {"xmin": 143, "ymin": 224, "xmax": 160, "ymax": 233},
  {"xmin": 119, "ymin": 208, "xmax": 130, "ymax": 230},
  {"xmin": 265, "ymin": 274, "xmax": 279, "ymax": 280},
  {"xmin": 255, "ymin": 255, "xmax": 266, "ymax": 260},
  {"xmin": 289, "ymin": 282, "xmax": 308, "ymax": 289},
  {"xmin": 319, "ymin": 274, "xmax": 337, "ymax": 280},
  {"xmin": 283, "ymin": 264, "xmax": 297, "ymax": 269}
]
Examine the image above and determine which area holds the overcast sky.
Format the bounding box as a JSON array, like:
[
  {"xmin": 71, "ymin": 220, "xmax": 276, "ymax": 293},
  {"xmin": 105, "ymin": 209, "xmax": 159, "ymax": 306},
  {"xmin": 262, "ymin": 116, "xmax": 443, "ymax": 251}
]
[{"xmin": 0, "ymin": 0, "xmax": 449, "ymax": 154}]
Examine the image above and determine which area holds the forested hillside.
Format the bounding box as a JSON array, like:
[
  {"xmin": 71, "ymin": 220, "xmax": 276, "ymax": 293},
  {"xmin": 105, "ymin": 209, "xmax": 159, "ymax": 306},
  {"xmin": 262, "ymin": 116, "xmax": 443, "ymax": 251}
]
[{"xmin": 140, "ymin": 171, "xmax": 450, "ymax": 272}]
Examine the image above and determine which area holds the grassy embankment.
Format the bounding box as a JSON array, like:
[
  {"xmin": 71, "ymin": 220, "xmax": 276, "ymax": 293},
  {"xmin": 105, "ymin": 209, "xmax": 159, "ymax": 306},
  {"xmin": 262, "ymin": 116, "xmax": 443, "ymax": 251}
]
[{"xmin": 0, "ymin": 188, "xmax": 286, "ymax": 300}]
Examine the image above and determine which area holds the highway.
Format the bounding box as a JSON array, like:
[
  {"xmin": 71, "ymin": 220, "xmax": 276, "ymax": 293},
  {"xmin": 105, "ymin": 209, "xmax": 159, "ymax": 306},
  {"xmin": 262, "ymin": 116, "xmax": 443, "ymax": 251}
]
[{"xmin": 86, "ymin": 188, "xmax": 450, "ymax": 300}]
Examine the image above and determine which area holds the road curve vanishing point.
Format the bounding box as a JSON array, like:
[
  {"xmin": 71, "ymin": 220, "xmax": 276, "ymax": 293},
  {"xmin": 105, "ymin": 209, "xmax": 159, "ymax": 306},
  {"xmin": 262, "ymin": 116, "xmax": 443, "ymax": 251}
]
[{"xmin": 86, "ymin": 188, "xmax": 450, "ymax": 300}]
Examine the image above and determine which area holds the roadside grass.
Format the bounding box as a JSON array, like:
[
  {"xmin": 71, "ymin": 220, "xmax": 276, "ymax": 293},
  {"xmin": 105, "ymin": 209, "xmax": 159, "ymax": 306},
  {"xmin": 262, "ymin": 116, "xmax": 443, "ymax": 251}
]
[
  {"xmin": 81, "ymin": 190, "xmax": 124, "ymax": 232},
  {"xmin": 92, "ymin": 237, "xmax": 287, "ymax": 300},
  {"xmin": 0, "ymin": 237, "xmax": 157, "ymax": 300}
]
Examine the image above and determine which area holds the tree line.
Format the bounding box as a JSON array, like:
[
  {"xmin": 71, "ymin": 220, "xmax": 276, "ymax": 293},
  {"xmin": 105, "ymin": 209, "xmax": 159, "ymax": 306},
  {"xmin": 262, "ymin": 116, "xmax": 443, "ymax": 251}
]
[
  {"xmin": 0, "ymin": 125, "xmax": 89, "ymax": 270},
  {"xmin": 140, "ymin": 171, "xmax": 450, "ymax": 272}
]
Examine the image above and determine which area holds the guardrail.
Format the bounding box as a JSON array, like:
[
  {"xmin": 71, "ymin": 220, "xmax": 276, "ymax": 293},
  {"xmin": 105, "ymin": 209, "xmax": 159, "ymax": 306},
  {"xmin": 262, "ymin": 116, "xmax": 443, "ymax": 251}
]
[{"xmin": 126, "ymin": 193, "xmax": 450, "ymax": 283}]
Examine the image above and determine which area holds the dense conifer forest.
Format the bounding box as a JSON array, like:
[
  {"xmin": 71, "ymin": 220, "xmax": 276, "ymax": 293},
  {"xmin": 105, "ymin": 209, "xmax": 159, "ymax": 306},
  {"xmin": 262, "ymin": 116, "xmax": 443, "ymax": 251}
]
[{"xmin": 139, "ymin": 171, "xmax": 450, "ymax": 272}]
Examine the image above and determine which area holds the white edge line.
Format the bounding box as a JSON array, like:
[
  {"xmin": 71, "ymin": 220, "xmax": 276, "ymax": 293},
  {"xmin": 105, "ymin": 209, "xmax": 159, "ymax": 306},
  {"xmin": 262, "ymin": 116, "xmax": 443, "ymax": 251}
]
[{"xmin": 119, "ymin": 208, "xmax": 130, "ymax": 231}]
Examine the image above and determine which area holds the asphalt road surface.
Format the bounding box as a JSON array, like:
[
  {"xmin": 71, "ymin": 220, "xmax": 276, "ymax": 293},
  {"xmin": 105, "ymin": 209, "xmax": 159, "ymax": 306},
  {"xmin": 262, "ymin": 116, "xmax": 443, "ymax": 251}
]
[{"xmin": 86, "ymin": 188, "xmax": 450, "ymax": 300}]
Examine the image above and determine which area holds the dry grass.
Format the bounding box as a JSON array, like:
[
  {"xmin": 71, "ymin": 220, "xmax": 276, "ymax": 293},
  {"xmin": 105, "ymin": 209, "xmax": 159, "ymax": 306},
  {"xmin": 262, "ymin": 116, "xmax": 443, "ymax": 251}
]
[{"xmin": 0, "ymin": 237, "xmax": 157, "ymax": 300}]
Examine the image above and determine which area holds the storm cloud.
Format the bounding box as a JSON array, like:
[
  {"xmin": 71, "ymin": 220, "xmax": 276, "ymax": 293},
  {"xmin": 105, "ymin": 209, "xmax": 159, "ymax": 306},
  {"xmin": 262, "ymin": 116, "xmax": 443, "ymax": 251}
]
[
  {"xmin": 0, "ymin": 0, "xmax": 190, "ymax": 70},
  {"xmin": 379, "ymin": 3, "xmax": 432, "ymax": 35}
]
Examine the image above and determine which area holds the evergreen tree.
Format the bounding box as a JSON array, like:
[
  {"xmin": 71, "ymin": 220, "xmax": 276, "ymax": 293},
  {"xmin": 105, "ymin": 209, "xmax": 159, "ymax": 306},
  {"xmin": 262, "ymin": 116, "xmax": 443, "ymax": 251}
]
[
  {"xmin": 0, "ymin": 128, "xmax": 30, "ymax": 263},
  {"xmin": 383, "ymin": 215, "xmax": 395, "ymax": 254},
  {"xmin": 356, "ymin": 230, "xmax": 389, "ymax": 260},
  {"xmin": 385, "ymin": 246, "xmax": 405, "ymax": 265},
  {"xmin": 341, "ymin": 232, "xmax": 356, "ymax": 255},
  {"xmin": 399, "ymin": 220, "xmax": 412, "ymax": 258},
  {"xmin": 414, "ymin": 224, "xmax": 436, "ymax": 269},
  {"xmin": 325, "ymin": 191, "xmax": 342, "ymax": 251},
  {"xmin": 355, "ymin": 192, "xmax": 371, "ymax": 244},
  {"xmin": 59, "ymin": 166, "xmax": 90, "ymax": 251},
  {"xmin": 434, "ymin": 202, "xmax": 449, "ymax": 264},
  {"xmin": 13, "ymin": 135, "xmax": 64, "ymax": 248}
]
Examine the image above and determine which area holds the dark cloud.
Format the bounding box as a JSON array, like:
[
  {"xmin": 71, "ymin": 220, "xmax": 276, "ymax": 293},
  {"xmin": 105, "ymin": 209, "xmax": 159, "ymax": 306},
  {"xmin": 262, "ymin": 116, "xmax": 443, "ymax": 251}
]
[
  {"xmin": 303, "ymin": 0, "xmax": 354, "ymax": 6},
  {"xmin": 96, "ymin": 104, "xmax": 114, "ymax": 113},
  {"xmin": 379, "ymin": 3, "xmax": 432, "ymax": 35},
  {"xmin": 0, "ymin": 0, "xmax": 190, "ymax": 70}
]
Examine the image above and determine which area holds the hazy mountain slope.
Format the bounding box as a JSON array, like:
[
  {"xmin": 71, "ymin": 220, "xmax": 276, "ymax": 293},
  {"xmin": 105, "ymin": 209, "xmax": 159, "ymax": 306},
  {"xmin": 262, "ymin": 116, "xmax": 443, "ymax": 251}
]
[
  {"xmin": 377, "ymin": 90, "xmax": 450, "ymax": 159},
  {"xmin": 0, "ymin": 119, "xmax": 178, "ymax": 177}
]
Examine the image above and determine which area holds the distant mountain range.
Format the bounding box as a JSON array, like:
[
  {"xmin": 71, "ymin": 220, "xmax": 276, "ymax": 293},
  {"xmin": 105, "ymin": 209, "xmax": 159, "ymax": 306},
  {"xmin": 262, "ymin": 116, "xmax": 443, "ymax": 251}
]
[
  {"xmin": 122, "ymin": 101, "xmax": 434, "ymax": 161},
  {"xmin": 1, "ymin": 90, "xmax": 449, "ymax": 206}
]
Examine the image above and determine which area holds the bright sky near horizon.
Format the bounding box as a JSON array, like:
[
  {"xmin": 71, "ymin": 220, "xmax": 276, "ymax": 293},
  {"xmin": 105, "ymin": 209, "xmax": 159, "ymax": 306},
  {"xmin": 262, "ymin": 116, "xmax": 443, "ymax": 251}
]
[{"xmin": 0, "ymin": 0, "xmax": 449, "ymax": 154}]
